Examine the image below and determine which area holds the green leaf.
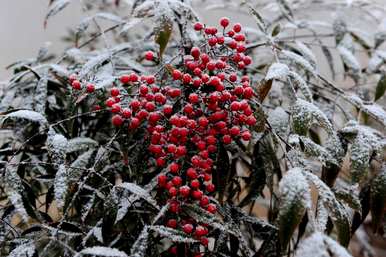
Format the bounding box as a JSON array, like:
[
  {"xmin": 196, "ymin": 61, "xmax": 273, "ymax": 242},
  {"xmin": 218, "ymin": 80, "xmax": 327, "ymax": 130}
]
[
  {"xmin": 375, "ymin": 75, "xmax": 386, "ymax": 101},
  {"xmin": 278, "ymin": 168, "xmax": 311, "ymax": 251},
  {"xmin": 154, "ymin": 15, "xmax": 173, "ymax": 60},
  {"xmin": 370, "ymin": 166, "xmax": 386, "ymax": 234},
  {"xmin": 271, "ymin": 24, "xmax": 281, "ymax": 37}
]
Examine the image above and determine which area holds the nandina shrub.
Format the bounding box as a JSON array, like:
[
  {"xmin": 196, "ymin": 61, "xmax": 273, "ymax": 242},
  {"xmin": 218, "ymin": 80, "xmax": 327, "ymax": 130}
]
[{"xmin": 1, "ymin": 1, "xmax": 386, "ymax": 257}]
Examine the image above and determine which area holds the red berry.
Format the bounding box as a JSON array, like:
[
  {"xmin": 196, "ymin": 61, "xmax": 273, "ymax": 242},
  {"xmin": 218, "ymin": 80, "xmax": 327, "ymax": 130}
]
[
  {"xmin": 69, "ymin": 73, "xmax": 77, "ymax": 83},
  {"xmin": 200, "ymin": 196, "xmax": 209, "ymax": 207},
  {"xmin": 200, "ymin": 53, "xmax": 210, "ymax": 63},
  {"xmin": 120, "ymin": 74, "xmax": 130, "ymax": 84},
  {"xmin": 129, "ymin": 117, "xmax": 140, "ymax": 129},
  {"xmin": 229, "ymin": 73, "xmax": 237, "ymax": 82},
  {"xmin": 183, "ymin": 224, "xmax": 194, "ymax": 234},
  {"xmin": 233, "ymin": 23, "xmax": 242, "ymax": 32},
  {"xmin": 169, "ymin": 246, "xmax": 177, "ymax": 255},
  {"xmin": 172, "ymin": 176, "xmax": 182, "ymax": 186},
  {"xmin": 198, "ymin": 117, "xmax": 209, "ymax": 127},
  {"xmin": 206, "ymin": 183, "xmax": 215, "ymax": 192},
  {"xmin": 110, "ymin": 87, "xmax": 120, "ymax": 97},
  {"xmin": 182, "ymin": 73, "xmax": 192, "ymax": 84},
  {"xmin": 163, "ymin": 105, "xmax": 173, "ymax": 116},
  {"xmin": 169, "ymin": 187, "xmax": 178, "ymax": 196},
  {"xmin": 111, "ymin": 104, "xmax": 121, "ymax": 113},
  {"xmin": 72, "ymin": 80, "xmax": 81, "ymax": 90},
  {"xmin": 220, "ymin": 17, "xmax": 230, "ymax": 27},
  {"xmin": 191, "ymin": 180, "xmax": 200, "ymax": 189},
  {"xmin": 172, "ymin": 69, "xmax": 182, "ymax": 80},
  {"xmin": 207, "ymin": 203, "xmax": 217, "ymax": 213},
  {"xmin": 167, "ymin": 219, "xmax": 178, "ymax": 228},
  {"xmin": 146, "ymin": 75, "xmax": 155, "ymax": 84},
  {"xmin": 234, "ymin": 34, "xmax": 245, "ymax": 42},
  {"xmin": 194, "ymin": 22, "xmax": 204, "ymax": 31},
  {"xmin": 189, "ymin": 93, "xmax": 199, "ymax": 104},
  {"xmin": 195, "ymin": 226, "xmax": 208, "ymax": 237},
  {"xmin": 170, "ymin": 162, "xmax": 180, "ymax": 174},
  {"xmin": 187, "ymin": 168, "xmax": 198, "ymax": 179},
  {"xmin": 157, "ymin": 174, "xmax": 167, "ymax": 187},
  {"xmin": 222, "ymin": 135, "xmax": 232, "ymax": 144},
  {"xmin": 241, "ymin": 131, "xmax": 251, "ymax": 141},
  {"xmin": 86, "ymin": 83, "xmax": 95, "ymax": 93},
  {"xmin": 128, "ymin": 73, "xmax": 138, "ymax": 82},
  {"xmin": 145, "ymin": 51, "xmax": 154, "ymax": 61},
  {"xmin": 179, "ymin": 186, "xmax": 191, "ymax": 197},
  {"xmin": 200, "ymin": 237, "xmax": 209, "ymax": 246},
  {"xmin": 191, "ymin": 47, "xmax": 201, "ymax": 59},
  {"xmin": 192, "ymin": 190, "xmax": 203, "ymax": 200},
  {"xmin": 169, "ymin": 201, "xmax": 180, "ymax": 213},
  {"xmin": 112, "ymin": 115, "xmax": 123, "ymax": 127},
  {"xmin": 229, "ymin": 126, "xmax": 240, "ymax": 136}
]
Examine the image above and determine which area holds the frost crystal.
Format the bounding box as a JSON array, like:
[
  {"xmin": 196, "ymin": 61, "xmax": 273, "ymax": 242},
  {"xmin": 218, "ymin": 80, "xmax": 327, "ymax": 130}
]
[{"xmin": 265, "ymin": 63, "xmax": 290, "ymax": 80}]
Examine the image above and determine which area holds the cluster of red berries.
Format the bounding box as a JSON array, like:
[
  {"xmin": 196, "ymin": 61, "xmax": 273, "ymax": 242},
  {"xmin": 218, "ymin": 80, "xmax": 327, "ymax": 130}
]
[{"xmin": 69, "ymin": 18, "xmax": 255, "ymax": 256}]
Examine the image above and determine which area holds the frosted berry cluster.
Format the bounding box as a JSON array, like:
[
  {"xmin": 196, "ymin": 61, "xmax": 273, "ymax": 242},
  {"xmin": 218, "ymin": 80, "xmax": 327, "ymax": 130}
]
[{"xmin": 69, "ymin": 17, "xmax": 255, "ymax": 256}]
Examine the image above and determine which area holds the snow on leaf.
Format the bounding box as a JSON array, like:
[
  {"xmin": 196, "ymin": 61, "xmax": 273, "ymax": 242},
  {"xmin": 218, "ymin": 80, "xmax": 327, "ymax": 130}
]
[
  {"xmin": 291, "ymin": 135, "xmax": 338, "ymax": 165},
  {"xmin": 368, "ymin": 50, "xmax": 386, "ymax": 72},
  {"xmin": 45, "ymin": 0, "xmax": 71, "ymax": 28},
  {"xmin": 295, "ymin": 41, "xmax": 317, "ymax": 68},
  {"xmin": 2, "ymin": 110, "xmax": 48, "ymax": 126},
  {"xmin": 116, "ymin": 182, "xmax": 159, "ymax": 209},
  {"xmin": 54, "ymin": 164, "xmax": 69, "ymax": 209},
  {"xmin": 282, "ymin": 50, "xmax": 316, "ymax": 75},
  {"xmin": 67, "ymin": 137, "xmax": 98, "ymax": 153},
  {"xmin": 291, "ymin": 98, "xmax": 334, "ymax": 135},
  {"xmin": 76, "ymin": 246, "xmax": 128, "ymax": 257},
  {"xmin": 302, "ymin": 171, "xmax": 351, "ymax": 246},
  {"xmin": 267, "ymin": 107, "xmax": 289, "ymax": 139},
  {"xmin": 278, "ymin": 168, "xmax": 311, "ymax": 250},
  {"xmin": 34, "ymin": 73, "xmax": 48, "ymax": 114},
  {"xmin": 340, "ymin": 121, "xmax": 385, "ymax": 183},
  {"xmin": 8, "ymin": 241, "xmax": 35, "ymax": 257},
  {"xmin": 265, "ymin": 63, "xmax": 290, "ymax": 81},
  {"xmin": 288, "ymin": 71, "xmax": 313, "ymax": 102},
  {"xmin": 361, "ymin": 103, "xmax": 386, "ymax": 126},
  {"xmin": 82, "ymin": 193, "xmax": 96, "ymax": 222},
  {"xmin": 78, "ymin": 53, "xmax": 111, "ymax": 79},
  {"xmin": 370, "ymin": 165, "xmax": 386, "ymax": 233},
  {"xmin": 295, "ymin": 232, "xmax": 352, "ymax": 257},
  {"xmin": 129, "ymin": 226, "xmax": 149, "ymax": 257},
  {"xmin": 150, "ymin": 225, "xmax": 198, "ymax": 243},
  {"xmin": 337, "ymin": 45, "xmax": 361, "ymax": 73},
  {"xmin": 3, "ymin": 161, "xmax": 28, "ymax": 222},
  {"xmin": 47, "ymin": 129, "xmax": 68, "ymax": 163}
]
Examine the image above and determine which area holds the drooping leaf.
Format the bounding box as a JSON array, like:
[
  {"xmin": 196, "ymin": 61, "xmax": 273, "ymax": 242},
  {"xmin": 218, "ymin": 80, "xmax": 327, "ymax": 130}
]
[
  {"xmin": 116, "ymin": 182, "xmax": 159, "ymax": 209},
  {"xmin": 265, "ymin": 63, "xmax": 290, "ymax": 81},
  {"xmin": 1, "ymin": 110, "xmax": 48, "ymax": 127},
  {"xmin": 154, "ymin": 15, "xmax": 173, "ymax": 60},
  {"xmin": 302, "ymin": 171, "xmax": 351, "ymax": 246},
  {"xmin": 130, "ymin": 226, "xmax": 149, "ymax": 257},
  {"xmin": 150, "ymin": 225, "xmax": 198, "ymax": 243},
  {"xmin": 295, "ymin": 232, "xmax": 352, "ymax": 257},
  {"xmin": 291, "ymin": 98, "xmax": 334, "ymax": 136},
  {"xmin": 278, "ymin": 168, "xmax": 311, "ymax": 251},
  {"xmin": 44, "ymin": 0, "xmax": 71, "ymax": 28},
  {"xmin": 370, "ymin": 166, "xmax": 386, "ymax": 234}
]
